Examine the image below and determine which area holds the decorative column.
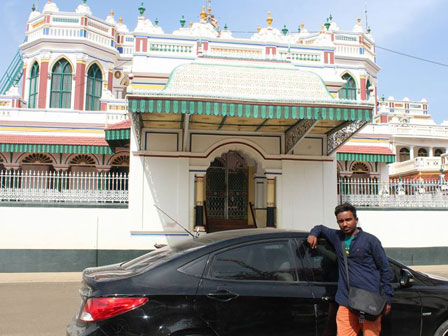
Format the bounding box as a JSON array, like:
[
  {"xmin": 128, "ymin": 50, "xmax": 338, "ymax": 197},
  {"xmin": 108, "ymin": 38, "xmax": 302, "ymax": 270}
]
[
  {"xmin": 429, "ymin": 147, "xmax": 434, "ymax": 157},
  {"xmin": 21, "ymin": 64, "xmax": 27, "ymax": 101},
  {"xmin": 360, "ymin": 75, "xmax": 367, "ymax": 101},
  {"xmin": 409, "ymin": 145, "xmax": 415, "ymax": 160},
  {"xmin": 107, "ymin": 70, "xmax": 114, "ymax": 92},
  {"xmin": 38, "ymin": 54, "xmax": 51, "ymax": 109},
  {"xmin": 195, "ymin": 174, "xmax": 206, "ymax": 231},
  {"xmin": 266, "ymin": 177, "xmax": 276, "ymax": 228},
  {"xmin": 74, "ymin": 55, "xmax": 87, "ymax": 110}
]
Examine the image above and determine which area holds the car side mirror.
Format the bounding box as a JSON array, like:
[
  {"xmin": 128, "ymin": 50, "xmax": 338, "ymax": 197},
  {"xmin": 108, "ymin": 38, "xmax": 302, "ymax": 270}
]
[{"xmin": 399, "ymin": 269, "xmax": 415, "ymax": 287}]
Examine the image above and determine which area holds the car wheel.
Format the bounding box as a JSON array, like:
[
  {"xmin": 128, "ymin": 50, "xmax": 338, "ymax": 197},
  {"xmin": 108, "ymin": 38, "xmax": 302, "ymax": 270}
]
[{"xmin": 434, "ymin": 320, "xmax": 448, "ymax": 336}]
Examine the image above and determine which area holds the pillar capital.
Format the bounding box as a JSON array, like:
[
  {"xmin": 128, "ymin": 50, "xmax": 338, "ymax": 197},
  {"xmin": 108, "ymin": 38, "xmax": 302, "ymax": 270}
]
[
  {"xmin": 3, "ymin": 163, "xmax": 21, "ymax": 170},
  {"xmin": 53, "ymin": 164, "xmax": 70, "ymax": 172}
]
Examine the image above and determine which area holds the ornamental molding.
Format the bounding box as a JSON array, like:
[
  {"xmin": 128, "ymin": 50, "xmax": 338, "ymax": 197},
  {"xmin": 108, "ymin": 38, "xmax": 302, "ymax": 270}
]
[
  {"xmin": 327, "ymin": 120, "xmax": 367, "ymax": 155},
  {"xmin": 285, "ymin": 119, "xmax": 318, "ymax": 154},
  {"xmin": 129, "ymin": 111, "xmax": 143, "ymax": 151}
]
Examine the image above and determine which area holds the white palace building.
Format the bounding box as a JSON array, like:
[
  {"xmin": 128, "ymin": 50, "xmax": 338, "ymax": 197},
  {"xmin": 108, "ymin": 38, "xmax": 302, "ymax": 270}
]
[{"xmin": 0, "ymin": 0, "xmax": 446, "ymax": 271}]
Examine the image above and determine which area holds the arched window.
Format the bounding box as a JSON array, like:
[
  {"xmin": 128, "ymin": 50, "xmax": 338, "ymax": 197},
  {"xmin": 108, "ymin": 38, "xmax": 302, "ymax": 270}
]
[
  {"xmin": 338, "ymin": 74, "xmax": 357, "ymax": 100},
  {"xmin": 418, "ymin": 148, "xmax": 428, "ymax": 157},
  {"xmin": 28, "ymin": 62, "xmax": 39, "ymax": 108},
  {"xmin": 366, "ymin": 79, "xmax": 371, "ymax": 100},
  {"xmin": 434, "ymin": 148, "xmax": 445, "ymax": 157},
  {"xmin": 21, "ymin": 153, "xmax": 54, "ymax": 172},
  {"xmin": 85, "ymin": 64, "xmax": 103, "ymax": 111},
  {"xmin": 399, "ymin": 148, "xmax": 410, "ymax": 162},
  {"xmin": 50, "ymin": 59, "xmax": 72, "ymax": 109}
]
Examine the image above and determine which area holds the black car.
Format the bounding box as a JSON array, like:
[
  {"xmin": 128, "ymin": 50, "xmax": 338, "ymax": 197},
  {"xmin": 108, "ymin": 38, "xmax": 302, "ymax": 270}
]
[{"xmin": 67, "ymin": 229, "xmax": 448, "ymax": 336}]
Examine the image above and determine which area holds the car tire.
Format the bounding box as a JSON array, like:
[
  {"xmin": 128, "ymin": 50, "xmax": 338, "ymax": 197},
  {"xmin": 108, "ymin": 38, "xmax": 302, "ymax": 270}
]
[{"xmin": 434, "ymin": 320, "xmax": 448, "ymax": 336}]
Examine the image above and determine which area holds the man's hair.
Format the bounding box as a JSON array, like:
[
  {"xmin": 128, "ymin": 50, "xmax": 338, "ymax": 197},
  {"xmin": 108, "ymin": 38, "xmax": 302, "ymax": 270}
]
[{"xmin": 334, "ymin": 202, "xmax": 357, "ymax": 218}]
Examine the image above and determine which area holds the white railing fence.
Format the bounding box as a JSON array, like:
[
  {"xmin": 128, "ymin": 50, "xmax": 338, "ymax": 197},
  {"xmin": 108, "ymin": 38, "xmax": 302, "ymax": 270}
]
[
  {"xmin": 0, "ymin": 170, "xmax": 128, "ymax": 205},
  {"xmin": 338, "ymin": 177, "xmax": 448, "ymax": 208}
]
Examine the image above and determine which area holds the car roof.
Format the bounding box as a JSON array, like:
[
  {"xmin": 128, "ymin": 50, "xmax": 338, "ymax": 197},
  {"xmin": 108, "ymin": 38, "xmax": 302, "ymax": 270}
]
[{"xmin": 187, "ymin": 228, "xmax": 308, "ymax": 247}]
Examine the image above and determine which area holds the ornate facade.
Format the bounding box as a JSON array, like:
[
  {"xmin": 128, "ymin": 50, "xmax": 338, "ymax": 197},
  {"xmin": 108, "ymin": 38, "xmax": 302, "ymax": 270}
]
[{"xmin": 0, "ymin": 0, "xmax": 377, "ymax": 233}]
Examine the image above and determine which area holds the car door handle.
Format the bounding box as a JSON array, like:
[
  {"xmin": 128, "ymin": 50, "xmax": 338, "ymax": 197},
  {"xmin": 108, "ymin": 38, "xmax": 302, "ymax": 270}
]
[
  {"xmin": 207, "ymin": 289, "xmax": 239, "ymax": 302},
  {"xmin": 321, "ymin": 296, "xmax": 334, "ymax": 302}
]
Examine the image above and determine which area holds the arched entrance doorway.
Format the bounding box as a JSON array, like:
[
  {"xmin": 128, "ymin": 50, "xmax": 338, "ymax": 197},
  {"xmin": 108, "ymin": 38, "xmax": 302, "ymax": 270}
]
[{"xmin": 205, "ymin": 151, "xmax": 253, "ymax": 232}]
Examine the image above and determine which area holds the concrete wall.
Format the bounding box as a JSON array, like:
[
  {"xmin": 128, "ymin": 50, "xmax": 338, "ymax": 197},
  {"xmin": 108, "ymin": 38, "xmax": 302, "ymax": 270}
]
[{"xmin": 0, "ymin": 206, "xmax": 447, "ymax": 272}]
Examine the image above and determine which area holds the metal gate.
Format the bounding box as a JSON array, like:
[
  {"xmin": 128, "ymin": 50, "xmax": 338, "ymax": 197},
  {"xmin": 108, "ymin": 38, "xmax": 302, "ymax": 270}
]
[{"xmin": 206, "ymin": 151, "xmax": 248, "ymax": 221}]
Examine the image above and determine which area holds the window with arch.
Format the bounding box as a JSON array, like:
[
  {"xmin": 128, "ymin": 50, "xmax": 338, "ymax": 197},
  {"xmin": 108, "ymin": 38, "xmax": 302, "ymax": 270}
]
[
  {"xmin": 21, "ymin": 153, "xmax": 54, "ymax": 172},
  {"xmin": 69, "ymin": 154, "xmax": 97, "ymax": 174},
  {"xmin": 50, "ymin": 59, "xmax": 72, "ymax": 109},
  {"xmin": 28, "ymin": 62, "xmax": 39, "ymax": 108},
  {"xmin": 338, "ymin": 74, "xmax": 357, "ymax": 100},
  {"xmin": 85, "ymin": 64, "xmax": 103, "ymax": 111},
  {"xmin": 417, "ymin": 148, "xmax": 428, "ymax": 157},
  {"xmin": 366, "ymin": 79, "xmax": 371, "ymax": 100},
  {"xmin": 109, "ymin": 154, "xmax": 129, "ymax": 190},
  {"xmin": 351, "ymin": 162, "xmax": 369, "ymax": 175},
  {"xmin": 399, "ymin": 148, "xmax": 410, "ymax": 162},
  {"xmin": 434, "ymin": 148, "xmax": 445, "ymax": 157}
]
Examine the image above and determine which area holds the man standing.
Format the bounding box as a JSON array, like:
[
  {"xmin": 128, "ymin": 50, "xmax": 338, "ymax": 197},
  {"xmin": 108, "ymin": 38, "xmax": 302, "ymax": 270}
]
[{"xmin": 307, "ymin": 202, "xmax": 393, "ymax": 336}]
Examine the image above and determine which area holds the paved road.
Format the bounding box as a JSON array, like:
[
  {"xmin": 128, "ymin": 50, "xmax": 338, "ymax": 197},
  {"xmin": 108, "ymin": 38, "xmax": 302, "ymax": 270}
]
[
  {"xmin": 0, "ymin": 267, "xmax": 447, "ymax": 336},
  {"xmin": 0, "ymin": 281, "xmax": 81, "ymax": 336}
]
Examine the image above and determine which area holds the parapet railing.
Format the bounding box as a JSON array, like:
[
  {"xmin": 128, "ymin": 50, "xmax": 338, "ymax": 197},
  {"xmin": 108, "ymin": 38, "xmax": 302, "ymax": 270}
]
[
  {"xmin": 338, "ymin": 177, "xmax": 448, "ymax": 208},
  {"xmin": 0, "ymin": 170, "xmax": 128, "ymax": 206}
]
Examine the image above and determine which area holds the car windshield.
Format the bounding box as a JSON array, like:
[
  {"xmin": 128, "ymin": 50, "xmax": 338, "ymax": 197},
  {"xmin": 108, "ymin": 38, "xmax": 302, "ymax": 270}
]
[{"xmin": 121, "ymin": 237, "xmax": 209, "ymax": 271}]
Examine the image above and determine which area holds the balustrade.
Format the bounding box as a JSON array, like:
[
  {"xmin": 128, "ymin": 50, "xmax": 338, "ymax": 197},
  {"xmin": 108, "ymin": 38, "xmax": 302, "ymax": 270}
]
[
  {"xmin": 0, "ymin": 170, "xmax": 128, "ymax": 205},
  {"xmin": 338, "ymin": 177, "xmax": 448, "ymax": 208}
]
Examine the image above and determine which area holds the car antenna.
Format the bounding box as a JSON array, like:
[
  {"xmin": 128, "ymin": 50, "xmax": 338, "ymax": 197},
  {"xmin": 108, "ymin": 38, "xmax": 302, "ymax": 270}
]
[{"xmin": 154, "ymin": 204, "xmax": 198, "ymax": 239}]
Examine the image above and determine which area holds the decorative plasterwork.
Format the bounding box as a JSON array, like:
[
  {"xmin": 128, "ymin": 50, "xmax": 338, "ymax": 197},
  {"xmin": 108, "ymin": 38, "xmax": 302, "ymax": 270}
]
[
  {"xmin": 129, "ymin": 112, "xmax": 143, "ymax": 151},
  {"xmin": 145, "ymin": 63, "xmax": 334, "ymax": 103},
  {"xmin": 285, "ymin": 119, "xmax": 318, "ymax": 154},
  {"xmin": 327, "ymin": 120, "xmax": 367, "ymax": 155}
]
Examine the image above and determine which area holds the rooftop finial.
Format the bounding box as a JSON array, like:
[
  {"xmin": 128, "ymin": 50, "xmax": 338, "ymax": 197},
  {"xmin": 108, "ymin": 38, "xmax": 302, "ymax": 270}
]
[
  {"xmin": 329, "ymin": 14, "xmax": 333, "ymax": 21},
  {"xmin": 324, "ymin": 17, "xmax": 331, "ymax": 31},
  {"xmin": 155, "ymin": 18, "xmax": 159, "ymax": 26},
  {"xmin": 180, "ymin": 15, "xmax": 186, "ymax": 28},
  {"xmin": 267, "ymin": 11, "xmax": 273, "ymax": 27},
  {"xmin": 200, "ymin": 5, "xmax": 207, "ymax": 21},
  {"xmin": 282, "ymin": 25, "xmax": 288, "ymax": 36},
  {"xmin": 110, "ymin": 9, "xmax": 114, "ymax": 17},
  {"xmin": 119, "ymin": 17, "xmax": 123, "ymax": 24},
  {"xmin": 138, "ymin": 2, "xmax": 145, "ymax": 16},
  {"xmin": 32, "ymin": 3, "xmax": 36, "ymax": 11},
  {"xmin": 83, "ymin": 0, "xmax": 87, "ymax": 4}
]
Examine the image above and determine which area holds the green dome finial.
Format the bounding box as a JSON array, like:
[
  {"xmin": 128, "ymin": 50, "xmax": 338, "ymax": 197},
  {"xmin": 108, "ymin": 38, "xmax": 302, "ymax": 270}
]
[
  {"xmin": 180, "ymin": 15, "xmax": 186, "ymax": 28},
  {"xmin": 324, "ymin": 18, "xmax": 331, "ymax": 31},
  {"xmin": 83, "ymin": 0, "xmax": 87, "ymax": 4},
  {"xmin": 282, "ymin": 25, "xmax": 288, "ymax": 36},
  {"xmin": 297, "ymin": 26, "xmax": 301, "ymax": 33},
  {"xmin": 32, "ymin": 3, "xmax": 36, "ymax": 11},
  {"xmin": 329, "ymin": 14, "xmax": 333, "ymax": 21},
  {"xmin": 367, "ymin": 26, "xmax": 371, "ymax": 34},
  {"xmin": 155, "ymin": 18, "xmax": 159, "ymax": 26},
  {"xmin": 224, "ymin": 23, "xmax": 228, "ymax": 30},
  {"xmin": 138, "ymin": 2, "xmax": 146, "ymax": 16}
]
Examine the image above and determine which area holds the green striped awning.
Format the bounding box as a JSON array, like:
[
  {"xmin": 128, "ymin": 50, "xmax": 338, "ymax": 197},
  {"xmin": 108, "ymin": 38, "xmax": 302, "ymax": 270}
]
[
  {"xmin": 128, "ymin": 99, "xmax": 373, "ymax": 122},
  {"xmin": 105, "ymin": 128, "xmax": 130, "ymax": 141},
  {"xmin": 0, "ymin": 143, "xmax": 114, "ymax": 155},
  {"xmin": 337, "ymin": 153, "xmax": 396, "ymax": 163}
]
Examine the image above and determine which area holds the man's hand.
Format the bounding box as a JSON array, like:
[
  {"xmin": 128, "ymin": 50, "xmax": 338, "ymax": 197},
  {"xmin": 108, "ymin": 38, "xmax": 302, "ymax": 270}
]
[
  {"xmin": 307, "ymin": 235, "xmax": 318, "ymax": 249},
  {"xmin": 384, "ymin": 304, "xmax": 392, "ymax": 316}
]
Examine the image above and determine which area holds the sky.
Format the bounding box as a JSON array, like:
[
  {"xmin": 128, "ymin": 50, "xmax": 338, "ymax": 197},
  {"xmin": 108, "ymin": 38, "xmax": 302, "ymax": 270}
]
[{"xmin": 0, "ymin": 0, "xmax": 447, "ymax": 123}]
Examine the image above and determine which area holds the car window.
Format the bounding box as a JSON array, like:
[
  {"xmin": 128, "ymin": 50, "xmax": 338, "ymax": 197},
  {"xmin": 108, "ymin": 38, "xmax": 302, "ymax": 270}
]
[
  {"xmin": 208, "ymin": 240, "xmax": 297, "ymax": 282},
  {"xmin": 178, "ymin": 254, "xmax": 209, "ymax": 278},
  {"xmin": 300, "ymin": 239, "xmax": 338, "ymax": 283},
  {"xmin": 388, "ymin": 261, "xmax": 400, "ymax": 283}
]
